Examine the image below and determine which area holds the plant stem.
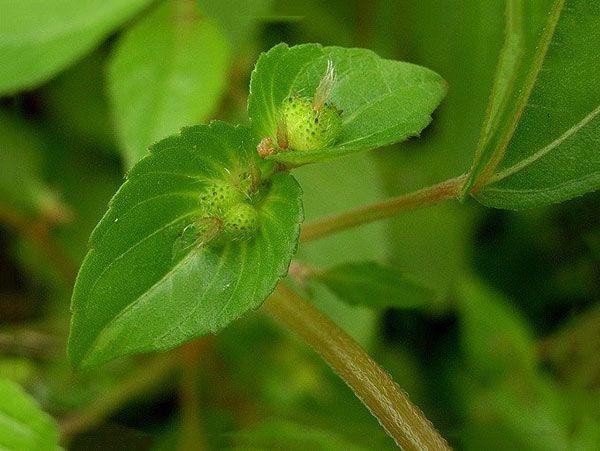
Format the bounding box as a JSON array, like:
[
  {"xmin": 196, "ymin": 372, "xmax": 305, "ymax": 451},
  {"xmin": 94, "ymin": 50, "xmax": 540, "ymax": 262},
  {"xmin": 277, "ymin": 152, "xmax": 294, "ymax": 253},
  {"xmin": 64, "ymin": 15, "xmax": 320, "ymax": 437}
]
[
  {"xmin": 300, "ymin": 175, "xmax": 466, "ymax": 242},
  {"xmin": 59, "ymin": 354, "xmax": 178, "ymax": 441},
  {"xmin": 264, "ymin": 284, "xmax": 450, "ymax": 450}
]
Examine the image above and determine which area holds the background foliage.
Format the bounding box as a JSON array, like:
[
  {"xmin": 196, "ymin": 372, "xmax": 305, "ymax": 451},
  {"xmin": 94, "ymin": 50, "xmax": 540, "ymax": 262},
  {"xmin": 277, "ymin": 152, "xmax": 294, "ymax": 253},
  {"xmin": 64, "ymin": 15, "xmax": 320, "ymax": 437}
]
[{"xmin": 0, "ymin": 0, "xmax": 598, "ymax": 449}]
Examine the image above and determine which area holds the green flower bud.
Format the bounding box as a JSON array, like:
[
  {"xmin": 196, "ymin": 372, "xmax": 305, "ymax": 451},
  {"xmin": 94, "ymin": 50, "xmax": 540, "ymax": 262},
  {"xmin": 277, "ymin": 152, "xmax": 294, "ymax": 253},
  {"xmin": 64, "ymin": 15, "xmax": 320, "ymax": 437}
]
[
  {"xmin": 222, "ymin": 203, "xmax": 259, "ymax": 239},
  {"xmin": 280, "ymin": 96, "xmax": 342, "ymax": 151}
]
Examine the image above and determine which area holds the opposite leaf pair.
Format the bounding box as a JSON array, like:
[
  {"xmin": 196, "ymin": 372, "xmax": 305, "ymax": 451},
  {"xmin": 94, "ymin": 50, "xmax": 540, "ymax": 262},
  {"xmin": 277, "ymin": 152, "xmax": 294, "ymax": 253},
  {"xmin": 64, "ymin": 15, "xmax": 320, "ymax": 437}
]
[{"xmin": 68, "ymin": 43, "xmax": 447, "ymax": 368}]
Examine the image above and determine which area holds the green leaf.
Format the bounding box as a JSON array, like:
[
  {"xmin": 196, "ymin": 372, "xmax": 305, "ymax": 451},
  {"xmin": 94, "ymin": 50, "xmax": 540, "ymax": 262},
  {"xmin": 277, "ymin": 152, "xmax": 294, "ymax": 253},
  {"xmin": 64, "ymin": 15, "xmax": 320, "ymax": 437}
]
[
  {"xmin": 108, "ymin": 0, "xmax": 230, "ymax": 167},
  {"xmin": 460, "ymin": 0, "xmax": 557, "ymax": 197},
  {"xmin": 315, "ymin": 262, "xmax": 434, "ymax": 310},
  {"xmin": 248, "ymin": 43, "xmax": 447, "ymax": 166},
  {"xmin": 0, "ymin": 0, "xmax": 155, "ymax": 95},
  {"xmin": 68, "ymin": 122, "xmax": 302, "ymax": 368},
  {"xmin": 456, "ymin": 277, "xmax": 537, "ymax": 381},
  {"xmin": 464, "ymin": 0, "xmax": 600, "ymax": 209},
  {"xmin": 0, "ymin": 378, "xmax": 60, "ymax": 451}
]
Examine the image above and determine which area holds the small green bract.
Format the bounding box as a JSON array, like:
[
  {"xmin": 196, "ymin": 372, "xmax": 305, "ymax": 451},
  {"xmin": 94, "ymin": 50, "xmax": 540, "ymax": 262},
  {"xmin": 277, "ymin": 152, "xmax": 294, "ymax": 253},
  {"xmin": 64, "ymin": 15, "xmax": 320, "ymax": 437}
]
[
  {"xmin": 280, "ymin": 96, "xmax": 342, "ymax": 151},
  {"xmin": 222, "ymin": 203, "xmax": 259, "ymax": 238}
]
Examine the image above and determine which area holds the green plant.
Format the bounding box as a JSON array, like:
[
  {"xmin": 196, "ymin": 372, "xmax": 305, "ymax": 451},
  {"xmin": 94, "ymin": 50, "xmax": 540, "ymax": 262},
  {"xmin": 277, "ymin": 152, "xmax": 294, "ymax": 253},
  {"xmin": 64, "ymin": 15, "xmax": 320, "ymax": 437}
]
[{"xmin": 1, "ymin": 0, "xmax": 599, "ymax": 450}]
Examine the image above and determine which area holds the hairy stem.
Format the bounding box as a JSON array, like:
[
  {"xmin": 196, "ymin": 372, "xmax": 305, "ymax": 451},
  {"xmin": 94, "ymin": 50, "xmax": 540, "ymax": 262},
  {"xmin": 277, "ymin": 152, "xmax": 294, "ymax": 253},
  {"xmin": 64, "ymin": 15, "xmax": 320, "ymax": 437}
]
[
  {"xmin": 264, "ymin": 284, "xmax": 450, "ymax": 450},
  {"xmin": 300, "ymin": 175, "xmax": 466, "ymax": 242},
  {"xmin": 59, "ymin": 354, "xmax": 178, "ymax": 441}
]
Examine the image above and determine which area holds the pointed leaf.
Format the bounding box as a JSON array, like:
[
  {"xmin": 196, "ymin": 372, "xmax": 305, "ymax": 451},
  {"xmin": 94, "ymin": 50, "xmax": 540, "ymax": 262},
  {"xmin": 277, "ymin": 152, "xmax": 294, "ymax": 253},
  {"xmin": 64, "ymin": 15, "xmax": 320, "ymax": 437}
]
[
  {"xmin": 316, "ymin": 262, "xmax": 435, "ymax": 310},
  {"xmin": 0, "ymin": 0, "xmax": 155, "ymax": 94},
  {"xmin": 248, "ymin": 43, "xmax": 447, "ymax": 166},
  {"xmin": 108, "ymin": 0, "xmax": 230, "ymax": 167},
  {"xmin": 68, "ymin": 122, "xmax": 302, "ymax": 368},
  {"xmin": 0, "ymin": 379, "xmax": 59, "ymax": 451}
]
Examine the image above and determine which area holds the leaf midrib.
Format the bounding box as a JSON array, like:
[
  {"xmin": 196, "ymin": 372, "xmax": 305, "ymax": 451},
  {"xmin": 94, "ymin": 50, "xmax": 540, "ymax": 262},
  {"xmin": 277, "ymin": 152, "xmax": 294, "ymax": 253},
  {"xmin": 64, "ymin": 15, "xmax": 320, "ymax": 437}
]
[
  {"xmin": 84, "ymin": 206, "xmax": 200, "ymax": 304},
  {"xmin": 472, "ymin": 0, "xmax": 566, "ymax": 191},
  {"xmin": 487, "ymin": 104, "xmax": 600, "ymax": 184},
  {"xmin": 82, "ymin": 231, "xmax": 225, "ymax": 364}
]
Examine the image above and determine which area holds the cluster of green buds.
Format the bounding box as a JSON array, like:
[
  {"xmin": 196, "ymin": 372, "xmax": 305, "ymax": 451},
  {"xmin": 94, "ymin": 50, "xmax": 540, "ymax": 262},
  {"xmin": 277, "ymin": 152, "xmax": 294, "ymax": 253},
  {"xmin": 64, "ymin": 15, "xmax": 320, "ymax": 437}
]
[
  {"xmin": 197, "ymin": 180, "xmax": 259, "ymax": 241},
  {"xmin": 258, "ymin": 60, "xmax": 343, "ymax": 157}
]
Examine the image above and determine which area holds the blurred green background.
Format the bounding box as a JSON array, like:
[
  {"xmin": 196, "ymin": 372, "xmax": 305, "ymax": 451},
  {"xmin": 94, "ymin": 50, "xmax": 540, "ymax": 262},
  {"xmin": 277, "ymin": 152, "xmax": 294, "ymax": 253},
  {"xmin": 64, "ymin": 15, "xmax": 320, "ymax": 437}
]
[{"xmin": 1, "ymin": 0, "xmax": 599, "ymax": 449}]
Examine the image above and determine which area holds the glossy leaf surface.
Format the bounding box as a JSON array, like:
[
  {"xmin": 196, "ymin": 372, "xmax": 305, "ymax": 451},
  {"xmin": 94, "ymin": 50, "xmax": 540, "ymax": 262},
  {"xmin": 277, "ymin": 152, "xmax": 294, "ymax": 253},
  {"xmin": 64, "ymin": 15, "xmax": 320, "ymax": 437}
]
[
  {"xmin": 68, "ymin": 122, "xmax": 302, "ymax": 368},
  {"xmin": 464, "ymin": 1, "xmax": 600, "ymax": 208}
]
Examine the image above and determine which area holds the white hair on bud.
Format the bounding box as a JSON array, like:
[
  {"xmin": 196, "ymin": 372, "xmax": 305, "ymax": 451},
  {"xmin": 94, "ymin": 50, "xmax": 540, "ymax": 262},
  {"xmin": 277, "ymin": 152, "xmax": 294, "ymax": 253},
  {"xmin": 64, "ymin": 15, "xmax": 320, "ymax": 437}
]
[{"xmin": 313, "ymin": 59, "xmax": 336, "ymax": 111}]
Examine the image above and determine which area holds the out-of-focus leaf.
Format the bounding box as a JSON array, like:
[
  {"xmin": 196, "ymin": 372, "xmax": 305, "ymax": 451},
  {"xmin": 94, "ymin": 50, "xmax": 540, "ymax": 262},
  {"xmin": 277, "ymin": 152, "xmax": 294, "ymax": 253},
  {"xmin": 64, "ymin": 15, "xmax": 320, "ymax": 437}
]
[
  {"xmin": 456, "ymin": 277, "xmax": 537, "ymax": 381},
  {"xmin": 68, "ymin": 122, "xmax": 302, "ymax": 368},
  {"xmin": 48, "ymin": 144, "xmax": 123, "ymax": 266},
  {"xmin": 216, "ymin": 316, "xmax": 397, "ymax": 450},
  {"xmin": 108, "ymin": 0, "xmax": 230, "ymax": 167},
  {"xmin": 271, "ymin": 0, "xmax": 355, "ymax": 47},
  {"xmin": 0, "ymin": 378, "xmax": 59, "ymax": 450},
  {"xmin": 231, "ymin": 419, "xmax": 370, "ymax": 450},
  {"xmin": 464, "ymin": 377, "xmax": 572, "ymax": 451},
  {"xmin": 0, "ymin": 112, "xmax": 65, "ymax": 221},
  {"xmin": 7, "ymin": 131, "xmax": 121, "ymax": 312},
  {"xmin": 198, "ymin": 0, "xmax": 272, "ymax": 50},
  {"xmin": 570, "ymin": 417, "xmax": 600, "ymax": 450},
  {"xmin": 0, "ymin": 358, "xmax": 36, "ymax": 387},
  {"xmin": 465, "ymin": 1, "xmax": 600, "ymax": 209},
  {"xmin": 373, "ymin": 0, "xmax": 504, "ymax": 301},
  {"xmin": 248, "ymin": 43, "xmax": 447, "ymax": 166},
  {"xmin": 539, "ymin": 304, "xmax": 600, "ymax": 389},
  {"xmin": 42, "ymin": 51, "xmax": 117, "ymax": 153},
  {"xmin": 0, "ymin": 0, "xmax": 155, "ymax": 94},
  {"xmin": 316, "ymin": 262, "xmax": 434, "ymax": 310}
]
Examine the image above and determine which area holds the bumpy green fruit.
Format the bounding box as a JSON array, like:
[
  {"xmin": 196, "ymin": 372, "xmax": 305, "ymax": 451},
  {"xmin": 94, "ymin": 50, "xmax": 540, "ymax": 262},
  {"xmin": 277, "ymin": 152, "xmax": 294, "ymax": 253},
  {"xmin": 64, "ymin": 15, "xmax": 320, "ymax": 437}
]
[
  {"xmin": 198, "ymin": 181, "xmax": 245, "ymax": 217},
  {"xmin": 222, "ymin": 203, "xmax": 259, "ymax": 239},
  {"xmin": 280, "ymin": 96, "xmax": 342, "ymax": 151}
]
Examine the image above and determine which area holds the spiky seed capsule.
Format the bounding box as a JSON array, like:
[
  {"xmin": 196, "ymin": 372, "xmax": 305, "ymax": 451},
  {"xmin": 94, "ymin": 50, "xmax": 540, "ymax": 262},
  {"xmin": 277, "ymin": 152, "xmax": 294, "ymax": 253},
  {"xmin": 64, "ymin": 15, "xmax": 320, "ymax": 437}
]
[
  {"xmin": 198, "ymin": 181, "xmax": 245, "ymax": 217},
  {"xmin": 222, "ymin": 203, "xmax": 259, "ymax": 239},
  {"xmin": 280, "ymin": 96, "xmax": 342, "ymax": 151}
]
